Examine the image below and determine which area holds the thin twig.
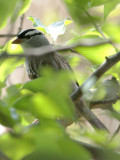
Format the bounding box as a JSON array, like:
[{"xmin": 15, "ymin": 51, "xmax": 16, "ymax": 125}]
[
  {"xmin": 85, "ymin": 10, "xmax": 117, "ymax": 50},
  {"xmin": 18, "ymin": 14, "xmax": 25, "ymax": 33},
  {"xmin": 90, "ymin": 95, "xmax": 120, "ymax": 109},
  {"xmin": 85, "ymin": 10, "xmax": 107, "ymax": 41},
  {"xmin": 0, "ymin": 34, "xmax": 17, "ymax": 38},
  {"xmin": 0, "ymin": 40, "xmax": 108, "ymax": 59}
]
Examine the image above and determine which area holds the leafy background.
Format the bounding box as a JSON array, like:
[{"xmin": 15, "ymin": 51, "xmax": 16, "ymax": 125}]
[{"xmin": 0, "ymin": 0, "xmax": 120, "ymax": 160}]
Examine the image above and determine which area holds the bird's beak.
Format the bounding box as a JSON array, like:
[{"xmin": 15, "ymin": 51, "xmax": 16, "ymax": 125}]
[{"xmin": 12, "ymin": 37, "xmax": 22, "ymax": 44}]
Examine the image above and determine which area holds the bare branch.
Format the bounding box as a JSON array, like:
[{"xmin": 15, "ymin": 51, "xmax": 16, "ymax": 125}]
[
  {"xmin": 75, "ymin": 100, "xmax": 109, "ymax": 131},
  {"xmin": 90, "ymin": 95, "xmax": 120, "ymax": 109},
  {"xmin": 18, "ymin": 14, "xmax": 25, "ymax": 33},
  {"xmin": 0, "ymin": 40, "xmax": 108, "ymax": 58},
  {"xmin": 71, "ymin": 51, "xmax": 120, "ymax": 103},
  {"xmin": 0, "ymin": 34, "xmax": 17, "ymax": 38}
]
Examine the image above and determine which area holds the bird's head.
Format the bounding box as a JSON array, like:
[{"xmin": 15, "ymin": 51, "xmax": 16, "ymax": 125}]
[{"xmin": 12, "ymin": 29, "xmax": 50, "ymax": 48}]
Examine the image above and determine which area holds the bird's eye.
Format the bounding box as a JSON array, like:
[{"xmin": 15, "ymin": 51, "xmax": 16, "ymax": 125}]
[{"xmin": 25, "ymin": 35, "xmax": 31, "ymax": 39}]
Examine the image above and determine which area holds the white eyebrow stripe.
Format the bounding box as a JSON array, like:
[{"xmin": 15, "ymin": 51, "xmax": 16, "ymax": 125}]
[{"xmin": 25, "ymin": 30, "xmax": 40, "ymax": 36}]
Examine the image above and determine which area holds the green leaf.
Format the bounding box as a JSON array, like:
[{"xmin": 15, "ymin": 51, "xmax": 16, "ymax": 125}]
[
  {"xmin": 67, "ymin": 34, "xmax": 115, "ymax": 64},
  {"xmin": 0, "ymin": 133, "xmax": 35, "ymax": 160},
  {"xmin": 13, "ymin": 92, "xmax": 74, "ymax": 120},
  {"xmin": 0, "ymin": 126, "xmax": 91, "ymax": 160},
  {"xmin": 19, "ymin": 0, "xmax": 32, "ymax": 15},
  {"xmin": 63, "ymin": 0, "xmax": 117, "ymax": 26},
  {"xmin": 28, "ymin": 16, "xmax": 48, "ymax": 33},
  {"xmin": 0, "ymin": 0, "xmax": 18, "ymax": 28},
  {"xmin": 4, "ymin": 84, "xmax": 22, "ymax": 106},
  {"xmin": 28, "ymin": 16, "xmax": 73, "ymax": 41},
  {"xmin": 63, "ymin": 0, "xmax": 97, "ymax": 25},
  {"xmin": 0, "ymin": 40, "xmax": 24, "ymax": 83},
  {"xmin": 113, "ymin": 100, "xmax": 120, "ymax": 112},
  {"xmin": 104, "ymin": 0, "xmax": 120, "ymax": 19},
  {"xmin": 13, "ymin": 69, "xmax": 75, "ymax": 120},
  {"xmin": 4, "ymin": 39, "xmax": 23, "ymax": 54},
  {"xmin": 0, "ymin": 100, "xmax": 20, "ymax": 127},
  {"xmin": 0, "ymin": 58, "xmax": 24, "ymax": 83},
  {"xmin": 0, "ymin": 82, "xmax": 6, "ymax": 95},
  {"xmin": 11, "ymin": 0, "xmax": 32, "ymax": 22},
  {"xmin": 102, "ymin": 24, "xmax": 120, "ymax": 43},
  {"xmin": 91, "ymin": 0, "xmax": 112, "ymax": 6}
]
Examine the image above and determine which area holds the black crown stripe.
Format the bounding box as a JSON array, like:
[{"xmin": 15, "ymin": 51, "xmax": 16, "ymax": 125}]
[{"xmin": 18, "ymin": 29, "xmax": 43, "ymax": 39}]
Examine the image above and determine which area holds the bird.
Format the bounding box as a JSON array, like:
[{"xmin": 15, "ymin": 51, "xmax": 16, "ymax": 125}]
[
  {"xmin": 12, "ymin": 29, "xmax": 78, "ymax": 91},
  {"xmin": 12, "ymin": 29, "xmax": 108, "ymax": 130}
]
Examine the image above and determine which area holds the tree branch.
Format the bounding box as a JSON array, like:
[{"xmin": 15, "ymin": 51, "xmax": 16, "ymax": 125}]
[
  {"xmin": 0, "ymin": 34, "xmax": 17, "ymax": 38},
  {"xmin": 90, "ymin": 95, "xmax": 120, "ymax": 109},
  {"xmin": 71, "ymin": 51, "xmax": 120, "ymax": 103}
]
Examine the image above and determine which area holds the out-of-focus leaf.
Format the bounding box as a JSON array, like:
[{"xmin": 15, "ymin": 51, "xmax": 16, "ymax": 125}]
[
  {"xmin": 0, "ymin": 126, "xmax": 91, "ymax": 160},
  {"xmin": 11, "ymin": 0, "xmax": 32, "ymax": 22},
  {"xmin": 19, "ymin": 0, "xmax": 32, "ymax": 15},
  {"xmin": 0, "ymin": 40, "xmax": 24, "ymax": 83},
  {"xmin": 13, "ymin": 69, "xmax": 75, "ymax": 120},
  {"xmin": 91, "ymin": 0, "xmax": 113, "ymax": 6},
  {"xmin": 0, "ymin": 58, "xmax": 24, "ymax": 83},
  {"xmin": 0, "ymin": 82, "xmax": 6, "ymax": 95},
  {"xmin": 0, "ymin": 0, "xmax": 18, "ymax": 28},
  {"xmin": 104, "ymin": 0, "xmax": 120, "ymax": 19},
  {"xmin": 4, "ymin": 84, "xmax": 22, "ymax": 106},
  {"xmin": 4, "ymin": 39, "xmax": 23, "ymax": 54},
  {"xmin": 67, "ymin": 55, "xmax": 81, "ymax": 67},
  {"xmin": 63, "ymin": 0, "xmax": 102, "ymax": 25},
  {"xmin": 0, "ymin": 133, "xmax": 35, "ymax": 160},
  {"xmin": 102, "ymin": 24, "xmax": 120, "ymax": 43},
  {"xmin": 0, "ymin": 0, "xmax": 32, "ymax": 27},
  {"xmin": 0, "ymin": 100, "xmax": 20, "ymax": 127},
  {"xmin": 28, "ymin": 16, "xmax": 72, "ymax": 41},
  {"xmin": 113, "ymin": 100, "xmax": 120, "ymax": 112},
  {"xmin": 24, "ymin": 127, "xmax": 91, "ymax": 160},
  {"xmin": 63, "ymin": 0, "xmax": 119, "ymax": 26},
  {"xmin": 23, "ymin": 68, "xmax": 73, "ymax": 95},
  {"xmin": 13, "ymin": 92, "xmax": 74, "ymax": 120}
]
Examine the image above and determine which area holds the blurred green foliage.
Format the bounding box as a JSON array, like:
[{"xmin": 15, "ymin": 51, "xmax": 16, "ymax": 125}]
[
  {"xmin": 0, "ymin": 0, "xmax": 32, "ymax": 29},
  {"xmin": 0, "ymin": 0, "xmax": 120, "ymax": 159}
]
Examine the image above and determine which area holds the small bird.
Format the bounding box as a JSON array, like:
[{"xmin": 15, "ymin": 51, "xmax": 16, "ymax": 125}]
[
  {"xmin": 12, "ymin": 29, "xmax": 78, "ymax": 91},
  {"xmin": 12, "ymin": 29, "xmax": 108, "ymax": 130}
]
